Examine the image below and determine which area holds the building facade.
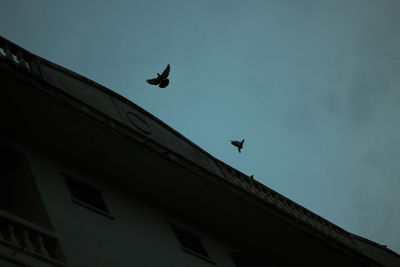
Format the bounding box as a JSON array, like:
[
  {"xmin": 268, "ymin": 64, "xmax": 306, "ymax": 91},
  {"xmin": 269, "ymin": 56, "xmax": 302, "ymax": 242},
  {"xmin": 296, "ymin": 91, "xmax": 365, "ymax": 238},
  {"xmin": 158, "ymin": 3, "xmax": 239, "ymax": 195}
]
[{"xmin": 0, "ymin": 36, "xmax": 399, "ymax": 267}]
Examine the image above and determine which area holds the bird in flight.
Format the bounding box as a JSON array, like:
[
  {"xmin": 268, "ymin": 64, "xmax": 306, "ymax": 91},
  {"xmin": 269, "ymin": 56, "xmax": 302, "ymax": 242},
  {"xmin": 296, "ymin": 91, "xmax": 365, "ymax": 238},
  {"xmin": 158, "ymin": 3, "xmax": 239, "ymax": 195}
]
[
  {"xmin": 146, "ymin": 64, "xmax": 170, "ymax": 88},
  {"xmin": 229, "ymin": 139, "xmax": 245, "ymax": 153}
]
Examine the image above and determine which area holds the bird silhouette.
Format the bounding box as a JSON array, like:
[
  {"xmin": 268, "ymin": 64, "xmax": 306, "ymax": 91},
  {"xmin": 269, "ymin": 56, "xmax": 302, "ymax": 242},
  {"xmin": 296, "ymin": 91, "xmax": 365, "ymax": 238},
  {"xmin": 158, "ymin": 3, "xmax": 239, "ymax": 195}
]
[
  {"xmin": 249, "ymin": 175, "xmax": 254, "ymax": 179},
  {"xmin": 229, "ymin": 139, "xmax": 245, "ymax": 153},
  {"xmin": 146, "ymin": 64, "xmax": 170, "ymax": 88}
]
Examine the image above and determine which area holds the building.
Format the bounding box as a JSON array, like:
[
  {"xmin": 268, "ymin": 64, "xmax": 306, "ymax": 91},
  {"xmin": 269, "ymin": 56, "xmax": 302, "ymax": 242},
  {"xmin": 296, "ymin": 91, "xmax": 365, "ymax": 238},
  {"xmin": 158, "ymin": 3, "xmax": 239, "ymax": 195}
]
[{"xmin": 0, "ymin": 35, "xmax": 399, "ymax": 267}]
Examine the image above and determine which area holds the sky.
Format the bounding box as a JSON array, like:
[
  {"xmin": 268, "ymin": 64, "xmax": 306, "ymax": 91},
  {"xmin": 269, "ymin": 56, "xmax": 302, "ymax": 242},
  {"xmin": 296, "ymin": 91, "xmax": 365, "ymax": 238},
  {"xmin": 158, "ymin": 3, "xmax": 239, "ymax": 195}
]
[{"xmin": 2, "ymin": 0, "xmax": 400, "ymax": 254}]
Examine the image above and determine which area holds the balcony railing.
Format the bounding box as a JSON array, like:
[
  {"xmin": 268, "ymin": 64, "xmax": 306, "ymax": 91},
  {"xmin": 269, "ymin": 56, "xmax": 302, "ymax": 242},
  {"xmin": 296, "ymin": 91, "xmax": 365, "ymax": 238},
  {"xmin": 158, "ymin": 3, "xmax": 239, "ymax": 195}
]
[
  {"xmin": 219, "ymin": 162, "xmax": 361, "ymax": 251},
  {"xmin": 0, "ymin": 209, "xmax": 67, "ymax": 266}
]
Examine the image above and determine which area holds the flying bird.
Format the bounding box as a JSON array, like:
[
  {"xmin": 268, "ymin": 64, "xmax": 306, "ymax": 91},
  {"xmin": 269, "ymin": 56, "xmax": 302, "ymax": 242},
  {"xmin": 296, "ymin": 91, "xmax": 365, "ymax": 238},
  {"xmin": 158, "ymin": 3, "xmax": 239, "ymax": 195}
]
[
  {"xmin": 229, "ymin": 139, "xmax": 245, "ymax": 153},
  {"xmin": 146, "ymin": 64, "xmax": 170, "ymax": 88}
]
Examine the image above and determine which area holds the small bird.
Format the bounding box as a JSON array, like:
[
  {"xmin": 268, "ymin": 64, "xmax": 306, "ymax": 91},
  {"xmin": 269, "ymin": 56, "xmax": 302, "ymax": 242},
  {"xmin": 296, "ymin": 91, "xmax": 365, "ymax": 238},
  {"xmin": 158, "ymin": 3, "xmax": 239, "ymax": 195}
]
[
  {"xmin": 249, "ymin": 175, "xmax": 254, "ymax": 179},
  {"xmin": 229, "ymin": 139, "xmax": 245, "ymax": 153},
  {"xmin": 146, "ymin": 64, "xmax": 170, "ymax": 88}
]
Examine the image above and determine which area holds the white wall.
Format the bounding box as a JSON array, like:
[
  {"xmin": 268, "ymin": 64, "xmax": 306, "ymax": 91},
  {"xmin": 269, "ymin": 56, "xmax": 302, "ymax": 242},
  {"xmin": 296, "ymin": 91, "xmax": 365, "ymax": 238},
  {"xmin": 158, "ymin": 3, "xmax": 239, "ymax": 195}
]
[{"xmin": 18, "ymin": 139, "xmax": 245, "ymax": 267}]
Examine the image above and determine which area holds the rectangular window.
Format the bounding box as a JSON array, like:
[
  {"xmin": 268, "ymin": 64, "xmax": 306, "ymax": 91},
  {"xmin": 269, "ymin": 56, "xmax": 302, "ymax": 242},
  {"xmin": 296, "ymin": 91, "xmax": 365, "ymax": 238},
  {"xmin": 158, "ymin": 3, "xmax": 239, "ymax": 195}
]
[
  {"xmin": 65, "ymin": 176, "xmax": 109, "ymax": 214},
  {"xmin": 170, "ymin": 224, "xmax": 211, "ymax": 260}
]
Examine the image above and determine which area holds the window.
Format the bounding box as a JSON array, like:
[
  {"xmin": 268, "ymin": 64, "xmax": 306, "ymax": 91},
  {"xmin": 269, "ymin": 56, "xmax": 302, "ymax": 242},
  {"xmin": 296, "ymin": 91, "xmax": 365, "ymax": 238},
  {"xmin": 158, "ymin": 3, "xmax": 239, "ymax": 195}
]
[
  {"xmin": 170, "ymin": 224, "xmax": 211, "ymax": 260},
  {"xmin": 65, "ymin": 176, "xmax": 109, "ymax": 214}
]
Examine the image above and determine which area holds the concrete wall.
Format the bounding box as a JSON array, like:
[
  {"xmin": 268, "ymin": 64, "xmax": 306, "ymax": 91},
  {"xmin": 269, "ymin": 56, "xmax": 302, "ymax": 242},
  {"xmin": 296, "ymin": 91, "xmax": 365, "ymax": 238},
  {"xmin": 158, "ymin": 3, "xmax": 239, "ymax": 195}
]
[{"xmin": 7, "ymin": 136, "xmax": 252, "ymax": 267}]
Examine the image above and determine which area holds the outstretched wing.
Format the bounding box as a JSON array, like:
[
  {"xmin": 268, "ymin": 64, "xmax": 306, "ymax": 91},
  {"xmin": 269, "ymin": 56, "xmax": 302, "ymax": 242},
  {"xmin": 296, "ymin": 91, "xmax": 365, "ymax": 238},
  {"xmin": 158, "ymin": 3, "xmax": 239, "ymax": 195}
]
[
  {"xmin": 159, "ymin": 79, "xmax": 169, "ymax": 88},
  {"xmin": 146, "ymin": 78, "xmax": 160, "ymax": 85},
  {"xmin": 160, "ymin": 64, "xmax": 170, "ymax": 79}
]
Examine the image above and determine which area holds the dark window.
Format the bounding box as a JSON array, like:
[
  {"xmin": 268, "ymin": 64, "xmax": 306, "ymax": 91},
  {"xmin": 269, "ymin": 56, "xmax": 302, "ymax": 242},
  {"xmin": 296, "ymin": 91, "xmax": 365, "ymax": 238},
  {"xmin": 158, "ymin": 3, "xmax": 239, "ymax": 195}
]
[
  {"xmin": 65, "ymin": 177, "xmax": 108, "ymax": 213},
  {"xmin": 171, "ymin": 225, "xmax": 210, "ymax": 259}
]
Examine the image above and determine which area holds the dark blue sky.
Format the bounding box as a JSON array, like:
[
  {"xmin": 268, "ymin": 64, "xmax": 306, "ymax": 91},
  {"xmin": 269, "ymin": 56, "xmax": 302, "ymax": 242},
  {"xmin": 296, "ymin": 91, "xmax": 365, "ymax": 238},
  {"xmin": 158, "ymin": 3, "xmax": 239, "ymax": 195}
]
[{"xmin": 2, "ymin": 0, "xmax": 400, "ymax": 253}]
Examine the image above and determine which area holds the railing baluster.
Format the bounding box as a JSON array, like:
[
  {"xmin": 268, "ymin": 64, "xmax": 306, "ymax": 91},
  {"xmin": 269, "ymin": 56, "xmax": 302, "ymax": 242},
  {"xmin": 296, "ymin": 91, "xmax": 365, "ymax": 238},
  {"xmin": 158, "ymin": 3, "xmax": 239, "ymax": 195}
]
[
  {"xmin": 0, "ymin": 229, "xmax": 4, "ymax": 240},
  {"xmin": 7, "ymin": 224, "xmax": 20, "ymax": 246},
  {"xmin": 36, "ymin": 234, "xmax": 50, "ymax": 257},
  {"xmin": 21, "ymin": 229, "xmax": 34, "ymax": 251},
  {"xmin": 16, "ymin": 50, "xmax": 29, "ymax": 69},
  {"xmin": 2, "ymin": 43, "xmax": 13, "ymax": 61}
]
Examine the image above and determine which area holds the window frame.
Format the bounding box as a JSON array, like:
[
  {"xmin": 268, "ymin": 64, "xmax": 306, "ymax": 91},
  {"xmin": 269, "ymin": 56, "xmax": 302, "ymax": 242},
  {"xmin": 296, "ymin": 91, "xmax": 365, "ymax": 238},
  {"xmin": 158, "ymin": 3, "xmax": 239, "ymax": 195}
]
[
  {"xmin": 169, "ymin": 222, "xmax": 216, "ymax": 265},
  {"xmin": 63, "ymin": 174, "xmax": 114, "ymax": 220}
]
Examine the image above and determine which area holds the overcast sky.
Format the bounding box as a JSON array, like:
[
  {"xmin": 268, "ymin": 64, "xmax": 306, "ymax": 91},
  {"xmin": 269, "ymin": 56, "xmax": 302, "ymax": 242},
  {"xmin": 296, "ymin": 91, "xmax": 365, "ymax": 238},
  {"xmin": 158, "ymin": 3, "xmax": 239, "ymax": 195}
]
[{"xmin": 2, "ymin": 0, "xmax": 400, "ymax": 253}]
